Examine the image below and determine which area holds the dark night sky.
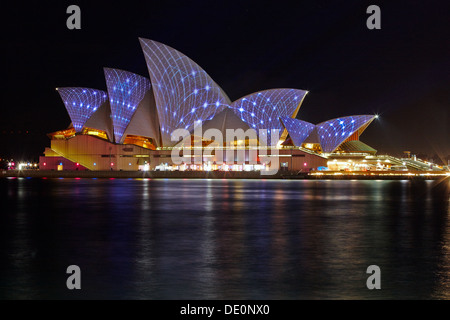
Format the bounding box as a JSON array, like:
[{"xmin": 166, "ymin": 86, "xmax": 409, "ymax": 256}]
[{"xmin": 2, "ymin": 0, "xmax": 449, "ymax": 161}]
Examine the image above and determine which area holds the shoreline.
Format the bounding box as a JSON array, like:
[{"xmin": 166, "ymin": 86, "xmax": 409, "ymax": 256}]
[{"xmin": 1, "ymin": 170, "xmax": 448, "ymax": 180}]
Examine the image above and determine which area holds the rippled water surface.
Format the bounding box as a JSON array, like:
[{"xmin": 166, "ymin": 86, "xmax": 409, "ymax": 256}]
[{"xmin": 1, "ymin": 178, "xmax": 449, "ymax": 299}]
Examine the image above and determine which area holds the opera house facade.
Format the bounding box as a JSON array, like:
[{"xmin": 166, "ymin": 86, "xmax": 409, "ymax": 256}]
[{"xmin": 39, "ymin": 38, "xmax": 377, "ymax": 173}]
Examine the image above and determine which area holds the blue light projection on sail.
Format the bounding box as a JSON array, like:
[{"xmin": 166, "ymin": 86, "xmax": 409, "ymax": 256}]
[
  {"xmin": 230, "ymin": 89, "xmax": 308, "ymax": 145},
  {"xmin": 316, "ymin": 115, "xmax": 375, "ymax": 152},
  {"xmin": 140, "ymin": 38, "xmax": 231, "ymax": 147},
  {"xmin": 279, "ymin": 117, "xmax": 315, "ymax": 146},
  {"xmin": 104, "ymin": 68, "xmax": 152, "ymax": 143},
  {"xmin": 56, "ymin": 87, "xmax": 108, "ymax": 132}
]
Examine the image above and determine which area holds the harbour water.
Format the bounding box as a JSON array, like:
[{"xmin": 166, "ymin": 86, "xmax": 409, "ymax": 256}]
[{"xmin": 0, "ymin": 177, "xmax": 449, "ymax": 299}]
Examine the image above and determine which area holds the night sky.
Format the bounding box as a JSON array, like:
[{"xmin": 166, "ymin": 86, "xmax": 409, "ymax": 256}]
[{"xmin": 2, "ymin": 0, "xmax": 449, "ymax": 161}]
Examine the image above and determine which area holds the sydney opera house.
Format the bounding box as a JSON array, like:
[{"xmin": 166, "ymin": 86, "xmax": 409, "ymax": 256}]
[{"xmin": 39, "ymin": 38, "xmax": 379, "ymax": 173}]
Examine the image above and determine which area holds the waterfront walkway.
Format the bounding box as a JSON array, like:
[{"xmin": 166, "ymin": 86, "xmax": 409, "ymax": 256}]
[{"xmin": 1, "ymin": 170, "xmax": 448, "ymax": 180}]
